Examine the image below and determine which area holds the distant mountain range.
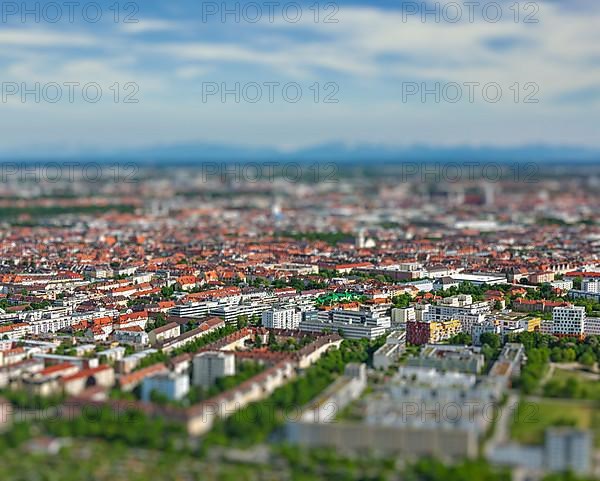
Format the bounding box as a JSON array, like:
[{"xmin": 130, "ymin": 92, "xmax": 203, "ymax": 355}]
[{"xmin": 2, "ymin": 143, "xmax": 600, "ymax": 164}]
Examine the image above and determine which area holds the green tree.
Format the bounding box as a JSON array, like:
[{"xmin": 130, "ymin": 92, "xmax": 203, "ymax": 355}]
[
  {"xmin": 480, "ymin": 333, "xmax": 501, "ymax": 350},
  {"xmin": 580, "ymin": 351, "xmax": 595, "ymax": 367}
]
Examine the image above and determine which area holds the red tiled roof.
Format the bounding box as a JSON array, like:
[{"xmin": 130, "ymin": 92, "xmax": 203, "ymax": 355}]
[{"xmin": 62, "ymin": 365, "xmax": 112, "ymax": 383}]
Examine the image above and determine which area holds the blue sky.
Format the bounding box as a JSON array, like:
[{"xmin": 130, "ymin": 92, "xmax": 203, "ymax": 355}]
[{"xmin": 0, "ymin": 0, "xmax": 599, "ymax": 155}]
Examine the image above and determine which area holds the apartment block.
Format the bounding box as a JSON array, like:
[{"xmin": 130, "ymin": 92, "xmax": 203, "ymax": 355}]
[
  {"xmin": 193, "ymin": 351, "xmax": 235, "ymax": 388},
  {"xmin": 551, "ymin": 306, "xmax": 586, "ymax": 337},
  {"xmin": 262, "ymin": 307, "xmax": 301, "ymax": 330},
  {"xmin": 406, "ymin": 319, "xmax": 462, "ymax": 345},
  {"xmin": 299, "ymin": 309, "xmax": 390, "ymax": 340}
]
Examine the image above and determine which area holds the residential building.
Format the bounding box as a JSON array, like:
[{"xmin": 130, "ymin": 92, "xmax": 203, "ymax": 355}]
[
  {"xmin": 373, "ymin": 331, "xmax": 406, "ymax": 370},
  {"xmin": 169, "ymin": 302, "xmax": 214, "ymax": 319},
  {"xmin": 423, "ymin": 296, "xmax": 490, "ymax": 332},
  {"xmin": 471, "ymin": 321, "xmax": 501, "ymax": 345},
  {"xmin": 262, "ymin": 307, "xmax": 301, "ymax": 330},
  {"xmin": 406, "ymin": 319, "xmax": 462, "ymax": 345},
  {"xmin": 365, "ymin": 366, "xmax": 502, "ymax": 434},
  {"xmin": 97, "ymin": 346, "xmax": 126, "ymax": 363},
  {"xmin": 407, "ymin": 344, "xmax": 485, "ymax": 374},
  {"xmin": 299, "ymin": 308, "xmax": 390, "ymax": 340},
  {"xmin": 569, "ymin": 290, "xmax": 600, "ymax": 303},
  {"xmin": 62, "ymin": 365, "xmax": 115, "ymax": 397},
  {"xmin": 193, "ymin": 351, "xmax": 235, "ymax": 388},
  {"xmin": 391, "ymin": 307, "xmax": 415, "ymax": 326},
  {"xmin": 113, "ymin": 327, "xmax": 149, "ymax": 346},
  {"xmin": 582, "ymin": 278, "xmax": 600, "ymax": 293},
  {"xmin": 161, "ymin": 317, "xmax": 225, "ymax": 353},
  {"xmin": 0, "ymin": 396, "xmax": 10, "ymax": 432},
  {"xmin": 209, "ymin": 302, "xmax": 269, "ymax": 326},
  {"xmin": 550, "ymin": 279, "xmax": 573, "ymax": 291},
  {"xmin": 550, "ymin": 306, "xmax": 586, "ymax": 337},
  {"xmin": 545, "ymin": 428, "xmax": 592, "ymax": 475},
  {"xmin": 141, "ymin": 372, "xmax": 190, "ymax": 401},
  {"xmin": 584, "ymin": 317, "xmax": 600, "ymax": 336},
  {"xmin": 488, "ymin": 343, "xmax": 526, "ymax": 381},
  {"xmin": 528, "ymin": 271, "xmax": 555, "ymax": 285},
  {"xmin": 148, "ymin": 322, "xmax": 181, "ymax": 346}
]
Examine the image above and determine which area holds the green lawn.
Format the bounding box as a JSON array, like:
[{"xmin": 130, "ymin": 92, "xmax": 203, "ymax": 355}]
[
  {"xmin": 511, "ymin": 399, "xmax": 600, "ymax": 446},
  {"xmin": 543, "ymin": 368, "xmax": 600, "ymax": 401}
]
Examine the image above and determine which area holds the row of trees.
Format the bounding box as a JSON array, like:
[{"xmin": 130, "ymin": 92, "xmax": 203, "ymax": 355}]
[
  {"xmin": 135, "ymin": 324, "xmax": 239, "ymax": 371},
  {"xmin": 277, "ymin": 448, "xmax": 511, "ymax": 481},
  {"xmin": 510, "ymin": 332, "xmax": 600, "ymax": 394},
  {"xmin": 203, "ymin": 338, "xmax": 384, "ymax": 447},
  {"xmin": 543, "ymin": 375, "xmax": 600, "ymax": 401}
]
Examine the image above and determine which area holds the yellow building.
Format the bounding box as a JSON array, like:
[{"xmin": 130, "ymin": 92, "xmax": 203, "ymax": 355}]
[
  {"xmin": 429, "ymin": 319, "xmax": 462, "ymax": 343},
  {"xmin": 526, "ymin": 316, "xmax": 542, "ymax": 332}
]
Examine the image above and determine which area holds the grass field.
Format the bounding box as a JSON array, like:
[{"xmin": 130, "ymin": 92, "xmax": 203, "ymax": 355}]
[
  {"xmin": 543, "ymin": 368, "xmax": 600, "ymax": 401},
  {"xmin": 510, "ymin": 398, "xmax": 600, "ymax": 446}
]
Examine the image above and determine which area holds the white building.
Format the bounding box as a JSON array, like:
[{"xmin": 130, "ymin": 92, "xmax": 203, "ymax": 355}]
[
  {"xmin": 407, "ymin": 280, "xmax": 435, "ymax": 293},
  {"xmin": 545, "ymin": 428, "xmax": 592, "ymax": 475},
  {"xmin": 373, "ymin": 331, "xmax": 406, "ymax": 370},
  {"xmin": 262, "ymin": 307, "xmax": 301, "ymax": 330},
  {"xmin": 552, "ymin": 306, "xmax": 586, "ymax": 337},
  {"xmin": 471, "ymin": 321, "xmax": 501, "ymax": 346},
  {"xmin": 300, "ymin": 309, "xmax": 390, "ymax": 340},
  {"xmin": 209, "ymin": 302, "xmax": 269, "ymax": 326},
  {"xmin": 424, "ymin": 296, "xmax": 490, "ymax": 333},
  {"xmin": 550, "ymin": 279, "xmax": 573, "ymax": 291},
  {"xmin": 584, "ymin": 317, "xmax": 600, "ymax": 336},
  {"xmin": 141, "ymin": 372, "xmax": 190, "ymax": 401},
  {"xmin": 192, "ymin": 351, "xmax": 235, "ymax": 388},
  {"xmin": 148, "ymin": 322, "xmax": 180, "ymax": 346},
  {"xmin": 169, "ymin": 301, "xmax": 214, "ymax": 318},
  {"xmin": 97, "ymin": 346, "xmax": 126, "ymax": 363},
  {"xmin": 449, "ymin": 273, "xmax": 507, "ymax": 286},
  {"xmin": 27, "ymin": 315, "xmax": 75, "ymax": 335},
  {"xmin": 414, "ymin": 303, "xmax": 430, "ymax": 321},
  {"xmin": 113, "ymin": 328, "xmax": 149, "ymax": 346},
  {"xmin": 582, "ymin": 278, "xmax": 600, "ymax": 293},
  {"xmin": 391, "ymin": 307, "xmax": 415, "ymax": 326}
]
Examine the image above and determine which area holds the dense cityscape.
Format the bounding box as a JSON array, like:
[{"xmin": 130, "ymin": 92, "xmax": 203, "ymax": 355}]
[
  {"xmin": 0, "ymin": 163, "xmax": 598, "ymax": 479},
  {"xmin": 2, "ymin": 0, "xmax": 599, "ymax": 477}
]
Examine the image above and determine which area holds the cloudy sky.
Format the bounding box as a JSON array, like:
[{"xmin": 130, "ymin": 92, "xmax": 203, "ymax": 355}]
[{"xmin": 0, "ymin": 0, "xmax": 599, "ymax": 155}]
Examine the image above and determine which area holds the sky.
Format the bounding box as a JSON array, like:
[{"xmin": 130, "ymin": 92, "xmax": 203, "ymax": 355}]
[{"xmin": 0, "ymin": 0, "xmax": 599, "ymax": 156}]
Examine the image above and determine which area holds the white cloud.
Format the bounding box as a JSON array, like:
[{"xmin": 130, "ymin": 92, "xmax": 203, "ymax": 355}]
[
  {"xmin": 1, "ymin": 1, "xmax": 599, "ymax": 150},
  {"xmin": 175, "ymin": 65, "xmax": 214, "ymax": 80},
  {"xmin": 0, "ymin": 29, "xmax": 96, "ymax": 47},
  {"xmin": 120, "ymin": 19, "xmax": 180, "ymax": 34}
]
